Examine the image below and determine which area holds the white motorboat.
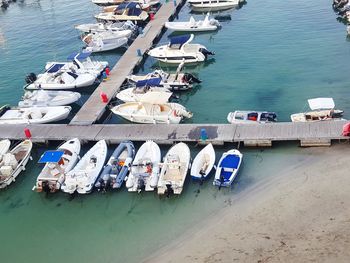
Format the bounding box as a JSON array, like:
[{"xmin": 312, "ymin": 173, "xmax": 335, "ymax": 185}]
[
  {"xmin": 190, "ymin": 143, "xmax": 215, "ymax": 181},
  {"xmin": 61, "ymin": 140, "xmax": 108, "ymax": 194},
  {"xmin": 82, "ymin": 31, "xmax": 129, "ymax": 53},
  {"xmin": 148, "ymin": 34, "xmax": 214, "ymax": 64},
  {"xmin": 157, "ymin": 142, "xmax": 191, "ymax": 195},
  {"xmin": 101, "ymin": 0, "xmax": 160, "ymax": 10},
  {"xmin": 189, "ymin": 0, "xmax": 240, "ymax": 11},
  {"xmin": 92, "ymin": 0, "xmax": 124, "ymax": 6},
  {"xmin": 95, "ymin": 2, "xmax": 149, "ymax": 22},
  {"xmin": 116, "ymin": 86, "xmax": 172, "ymax": 103},
  {"xmin": 291, "ymin": 98, "xmax": 344, "ymax": 122},
  {"xmin": 18, "ymin": 90, "xmax": 81, "ymax": 107},
  {"xmin": 165, "ymin": 13, "xmax": 220, "ymax": 32},
  {"xmin": 0, "ymin": 139, "xmax": 11, "ymax": 156},
  {"xmin": 0, "ymin": 140, "xmax": 33, "ymax": 189},
  {"xmin": 213, "ymin": 149, "xmax": 242, "ymax": 187},
  {"xmin": 75, "ymin": 21, "xmax": 136, "ymax": 34},
  {"xmin": 227, "ymin": 110, "xmax": 277, "ymax": 124},
  {"xmin": 126, "ymin": 140, "xmax": 161, "ymax": 192},
  {"xmin": 111, "ymin": 102, "xmax": 193, "ymax": 124},
  {"xmin": 0, "ymin": 105, "xmax": 71, "ymax": 124},
  {"xmin": 33, "ymin": 138, "xmax": 81, "ymax": 193}
]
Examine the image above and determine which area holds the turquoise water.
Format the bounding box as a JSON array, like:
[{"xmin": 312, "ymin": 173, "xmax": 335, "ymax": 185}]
[{"xmin": 0, "ymin": 0, "xmax": 349, "ymax": 262}]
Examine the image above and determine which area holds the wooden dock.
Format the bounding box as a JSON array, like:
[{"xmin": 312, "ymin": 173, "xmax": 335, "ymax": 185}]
[
  {"xmin": 0, "ymin": 121, "xmax": 347, "ymax": 147},
  {"xmin": 70, "ymin": 0, "xmax": 185, "ymax": 125}
]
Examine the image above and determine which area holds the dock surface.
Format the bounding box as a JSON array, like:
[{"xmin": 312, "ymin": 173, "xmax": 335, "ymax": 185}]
[{"xmin": 70, "ymin": 1, "xmax": 184, "ymax": 125}]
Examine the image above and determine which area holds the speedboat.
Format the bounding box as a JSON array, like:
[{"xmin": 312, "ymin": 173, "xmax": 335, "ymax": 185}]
[
  {"xmin": 75, "ymin": 21, "xmax": 136, "ymax": 34},
  {"xmin": 0, "ymin": 105, "xmax": 71, "ymax": 124},
  {"xmin": 190, "ymin": 143, "xmax": 215, "ymax": 181},
  {"xmin": 61, "ymin": 140, "xmax": 108, "ymax": 194},
  {"xmin": 82, "ymin": 31, "xmax": 130, "ymax": 52},
  {"xmin": 126, "ymin": 140, "xmax": 161, "ymax": 192},
  {"xmin": 227, "ymin": 111, "xmax": 277, "ymax": 124},
  {"xmin": 147, "ymin": 34, "xmax": 214, "ymax": 64},
  {"xmin": 33, "ymin": 138, "xmax": 81, "ymax": 193},
  {"xmin": 116, "ymin": 85, "xmax": 172, "ymax": 103},
  {"xmin": 157, "ymin": 142, "xmax": 191, "ymax": 195},
  {"xmin": 165, "ymin": 13, "xmax": 220, "ymax": 32},
  {"xmin": 92, "ymin": 0, "xmax": 160, "ymax": 7},
  {"xmin": 0, "ymin": 139, "xmax": 11, "ymax": 156},
  {"xmin": 291, "ymin": 98, "xmax": 344, "ymax": 122},
  {"xmin": 18, "ymin": 90, "xmax": 81, "ymax": 107},
  {"xmin": 189, "ymin": 0, "xmax": 240, "ymax": 11},
  {"xmin": 111, "ymin": 102, "xmax": 193, "ymax": 124},
  {"xmin": 95, "ymin": 140, "xmax": 135, "ymax": 191},
  {"xmin": 213, "ymin": 149, "xmax": 242, "ymax": 187},
  {"xmin": 0, "ymin": 140, "xmax": 33, "ymax": 189},
  {"xmin": 95, "ymin": 2, "xmax": 149, "ymax": 22}
]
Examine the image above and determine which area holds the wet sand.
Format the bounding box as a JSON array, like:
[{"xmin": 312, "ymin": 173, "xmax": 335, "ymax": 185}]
[{"xmin": 145, "ymin": 144, "xmax": 350, "ymax": 263}]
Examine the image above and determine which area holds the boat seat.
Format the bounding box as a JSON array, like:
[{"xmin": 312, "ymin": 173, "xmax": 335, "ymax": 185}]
[{"xmin": 223, "ymin": 167, "xmax": 234, "ymax": 173}]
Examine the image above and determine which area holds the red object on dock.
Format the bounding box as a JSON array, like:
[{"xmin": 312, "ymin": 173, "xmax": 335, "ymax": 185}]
[
  {"xmin": 24, "ymin": 128, "xmax": 32, "ymax": 139},
  {"xmin": 342, "ymin": 122, "xmax": 350, "ymax": 136},
  {"xmin": 105, "ymin": 67, "xmax": 110, "ymax": 76},
  {"xmin": 100, "ymin": 92, "xmax": 108, "ymax": 103},
  {"xmin": 150, "ymin": 13, "xmax": 154, "ymax": 20}
]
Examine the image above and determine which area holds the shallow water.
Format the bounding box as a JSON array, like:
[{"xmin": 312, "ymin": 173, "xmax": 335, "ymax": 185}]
[{"xmin": 0, "ymin": 0, "xmax": 349, "ymax": 262}]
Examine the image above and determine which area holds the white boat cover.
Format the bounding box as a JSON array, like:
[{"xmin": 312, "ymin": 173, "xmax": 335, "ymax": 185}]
[
  {"xmin": 139, "ymin": 91, "xmax": 172, "ymax": 104},
  {"xmin": 308, "ymin": 98, "xmax": 335, "ymax": 110}
]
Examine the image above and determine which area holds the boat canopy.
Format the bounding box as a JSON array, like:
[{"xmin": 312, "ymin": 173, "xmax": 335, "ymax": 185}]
[
  {"xmin": 46, "ymin": 63, "xmax": 65, "ymax": 73},
  {"xmin": 38, "ymin": 150, "xmax": 64, "ymax": 163},
  {"xmin": 135, "ymin": 77, "xmax": 162, "ymax": 87},
  {"xmin": 117, "ymin": 2, "xmax": 141, "ymax": 16},
  {"xmin": 220, "ymin": 154, "xmax": 240, "ymax": 169},
  {"xmin": 169, "ymin": 34, "xmax": 192, "ymax": 47},
  {"xmin": 308, "ymin": 98, "xmax": 335, "ymax": 110},
  {"xmin": 67, "ymin": 51, "xmax": 92, "ymax": 60}
]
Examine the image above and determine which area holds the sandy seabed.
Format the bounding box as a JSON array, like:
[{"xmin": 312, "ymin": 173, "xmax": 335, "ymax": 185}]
[{"xmin": 145, "ymin": 144, "xmax": 350, "ymax": 263}]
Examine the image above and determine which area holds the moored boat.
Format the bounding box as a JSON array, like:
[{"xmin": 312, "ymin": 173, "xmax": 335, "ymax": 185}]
[
  {"xmin": 165, "ymin": 13, "xmax": 220, "ymax": 32},
  {"xmin": 75, "ymin": 21, "xmax": 136, "ymax": 34},
  {"xmin": 227, "ymin": 110, "xmax": 277, "ymax": 124},
  {"xmin": 0, "ymin": 140, "xmax": 33, "ymax": 189},
  {"xmin": 157, "ymin": 142, "xmax": 191, "ymax": 195},
  {"xmin": 126, "ymin": 140, "xmax": 161, "ymax": 192},
  {"xmin": 18, "ymin": 90, "xmax": 81, "ymax": 107},
  {"xmin": 82, "ymin": 31, "xmax": 129, "ymax": 52},
  {"xmin": 213, "ymin": 149, "xmax": 242, "ymax": 187},
  {"xmin": 189, "ymin": 0, "xmax": 240, "ymax": 11},
  {"xmin": 190, "ymin": 143, "xmax": 215, "ymax": 181},
  {"xmin": 33, "ymin": 138, "xmax": 81, "ymax": 193},
  {"xmin": 61, "ymin": 140, "xmax": 108, "ymax": 194},
  {"xmin": 95, "ymin": 2, "xmax": 149, "ymax": 22},
  {"xmin": 116, "ymin": 85, "xmax": 172, "ymax": 103}
]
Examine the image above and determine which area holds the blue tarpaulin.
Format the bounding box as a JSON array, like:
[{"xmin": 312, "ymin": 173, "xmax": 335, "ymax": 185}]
[
  {"xmin": 220, "ymin": 154, "xmax": 240, "ymax": 169},
  {"xmin": 67, "ymin": 52, "xmax": 91, "ymax": 60},
  {"xmin": 169, "ymin": 35, "xmax": 191, "ymax": 46},
  {"xmin": 117, "ymin": 2, "xmax": 138, "ymax": 10},
  {"xmin": 135, "ymin": 77, "xmax": 162, "ymax": 87},
  {"xmin": 38, "ymin": 151, "xmax": 64, "ymax": 163},
  {"xmin": 46, "ymin": 63, "xmax": 65, "ymax": 73}
]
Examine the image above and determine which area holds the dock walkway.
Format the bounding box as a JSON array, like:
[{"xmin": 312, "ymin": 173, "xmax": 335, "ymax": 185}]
[{"xmin": 70, "ymin": 0, "xmax": 185, "ymax": 125}]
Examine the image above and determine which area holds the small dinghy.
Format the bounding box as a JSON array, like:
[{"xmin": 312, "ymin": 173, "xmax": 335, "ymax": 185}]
[
  {"xmin": 33, "ymin": 139, "xmax": 81, "ymax": 193},
  {"xmin": 158, "ymin": 142, "xmax": 191, "ymax": 195},
  {"xmin": 116, "ymin": 86, "xmax": 172, "ymax": 103},
  {"xmin": 227, "ymin": 110, "xmax": 277, "ymax": 124},
  {"xmin": 165, "ymin": 13, "xmax": 220, "ymax": 32},
  {"xmin": 95, "ymin": 2, "xmax": 149, "ymax": 22},
  {"xmin": 18, "ymin": 90, "xmax": 81, "ymax": 107},
  {"xmin": 75, "ymin": 21, "xmax": 136, "ymax": 34},
  {"xmin": 213, "ymin": 149, "xmax": 242, "ymax": 187},
  {"xmin": 82, "ymin": 31, "xmax": 129, "ymax": 53},
  {"xmin": 111, "ymin": 102, "xmax": 193, "ymax": 124},
  {"xmin": 0, "ymin": 139, "xmax": 11, "ymax": 156},
  {"xmin": 189, "ymin": 0, "xmax": 239, "ymax": 11},
  {"xmin": 0, "ymin": 140, "xmax": 32, "ymax": 189},
  {"xmin": 95, "ymin": 140, "xmax": 135, "ymax": 191},
  {"xmin": 0, "ymin": 105, "xmax": 71, "ymax": 124},
  {"xmin": 61, "ymin": 140, "xmax": 108, "ymax": 194},
  {"xmin": 190, "ymin": 143, "xmax": 215, "ymax": 181},
  {"xmin": 291, "ymin": 98, "xmax": 344, "ymax": 122},
  {"xmin": 126, "ymin": 140, "xmax": 161, "ymax": 192},
  {"xmin": 148, "ymin": 34, "xmax": 214, "ymax": 64}
]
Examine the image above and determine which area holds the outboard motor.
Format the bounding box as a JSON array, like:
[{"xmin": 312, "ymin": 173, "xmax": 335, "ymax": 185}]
[
  {"xmin": 199, "ymin": 48, "xmax": 215, "ymax": 59},
  {"xmin": 137, "ymin": 177, "xmax": 145, "ymax": 192},
  {"xmin": 25, "ymin": 73, "xmax": 37, "ymax": 84},
  {"xmin": 165, "ymin": 184, "xmax": 174, "ymax": 198},
  {"xmin": 182, "ymin": 73, "xmax": 201, "ymax": 84}
]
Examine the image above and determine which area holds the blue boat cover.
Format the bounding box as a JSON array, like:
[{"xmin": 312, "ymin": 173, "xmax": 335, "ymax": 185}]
[
  {"xmin": 220, "ymin": 154, "xmax": 240, "ymax": 169},
  {"xmin": 117, "ymin": 2, "xmax": 138, "ymax": 10},
  {"xmin": 135, "ymin": 77, "xmax": 162, "ymax": 87},
  {"xmin": 67, "ymin": 51, "xmax": 91, "ymax": 60},
  {"xmin": 38, "ymin": 150, "xmax": 64, "ymax": 163},
  {"xmin": 169, "ymin": 35, "xmax": 191, "ymax": 46},
  {"xmin": 46, "ymin": 63, "xmax": 65, "ymax": 73}
]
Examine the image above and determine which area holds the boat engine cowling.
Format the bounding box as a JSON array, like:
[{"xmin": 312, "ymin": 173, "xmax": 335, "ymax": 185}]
[
  {"xmin": 199, "ymin": 48, "xmax": 215, "ymax": 58},
  {"xmin": 182, "ymin": 73, "xmax": 201, "ymax": 84},
  {"xmin": 25, "ymin": 73, "xmax": 37, "ymax": 84}
]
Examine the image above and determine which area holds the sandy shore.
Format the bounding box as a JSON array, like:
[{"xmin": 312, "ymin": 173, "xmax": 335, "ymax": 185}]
[{"xmin": 145, "ymin": 144, "xmax": 350, "ymax": 263}]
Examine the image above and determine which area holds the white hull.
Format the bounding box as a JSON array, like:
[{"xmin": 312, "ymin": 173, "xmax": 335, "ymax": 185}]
[
  {"xmin": 0, "ymin": 106, "xmax": 71, "ymax": 124},
  {"xmin": 83, "ymin": 36, "xmax": 128, "ymax": 53},
  {"xmin": 61, "ymin": 140, "xmax": 108, "ymax": 194},
  {"xmin": 34, "ymin": 138, "xmax": 81, "ymax": 193},
  {"xmin": 116, "ymin": 87, "xmax": 172, "ymax": 103},
  {"xmin": 190, "ymin": 143, "xmax": 215, "ymax": 180},
  {"xmin": 157, "ymin": 142, "xmax": 191, "ymax": 195},
  {"xmin": 19, "ymin": 90, "xmax": 81, "ymax": 107},
  {"xmin": 213, "ymin": 149, "xmax": 242, "ymax": 187},
  {"xmin": 126, "ymin": 141, "xmax": 161, "ymax": 192},
  {"xmin": 291, "ymin": 110, "xmax": 344, "ymax": 122},
  {"xmin": 165, "ymin": 14, "xmax": 219, "ymax": 32},
  {"xmin": 189, "ymin": 0, "xmax": 239, "ymax": 11},
  {"xmin": 75, "ymin": 21, "xmax": 136, "ymax": 34},
  {"xmin": 0, "ymin": 140, "xmax": 32, "ymax": 189}
]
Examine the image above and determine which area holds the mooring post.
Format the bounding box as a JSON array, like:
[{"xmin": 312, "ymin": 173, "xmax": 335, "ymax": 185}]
[
  {"xmin": 200, "ymin": 128, "xmax": 208, "ymax": 142},
  {"xmin": 137, "ymin": 48, "xmax": 142, "ymax": 57}
]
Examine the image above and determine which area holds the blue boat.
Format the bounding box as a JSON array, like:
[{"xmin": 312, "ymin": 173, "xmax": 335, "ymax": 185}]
[{"xmin": 213, "ymin": 149, "xmax": 243, "ymax": 187}]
